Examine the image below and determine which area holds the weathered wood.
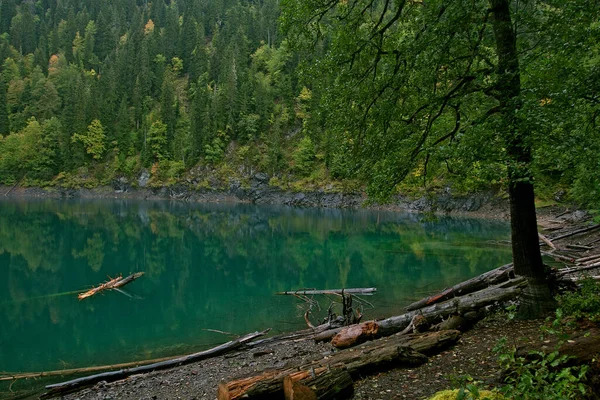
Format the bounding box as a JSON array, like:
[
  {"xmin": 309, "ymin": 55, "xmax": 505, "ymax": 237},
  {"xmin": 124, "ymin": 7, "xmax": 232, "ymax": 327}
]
[
  {"xmin": 566, "ymin": 244, "xmax": 593, "ymax": 251},
  {"xmin": 283, "ymin": 369, "xmax": 354, "ymax": 400},
  {"xmin": 334, "ymin": 279, "xmax": 524, "ymax": 349},
  {"xmin": 314, "ymin": 328, "xmax": 345, "ymax": 343},
  {"xmin": 276, "ymin": 288, "xmax": 377, "ymax": 296},
  {"xmin": 556, "ymin": 262, "xmax": 600, "ymax": 277},
  {"xmin": 550, "ymin": 224, "xmax": 600, "ymax": 241},
  {"xmin": 516, "ymin": 328, "xmax": 600, "ymax": 366},
  {"xmin": 218, "ymin": 330, "xmax": 460, "ymax": 400},
  {"xmin": 43, "ymin": 329, "xmax": 269, "ymax": 399},
  {"xmin": 331, "ymin": 322, "xmax": 379, "ymax": 349},
  {"xmin": 538, "ymin": 233, "xmax": 556, "ymax": 250},
  {"xmin": 540, "ymin": 251, "xmax": 575, "ymax": 264},
  {"xmin": 0, "ymin": 354, "xmax": 179, "ymax": 382},
  {"xmin": 78, "ymin": 272, "xmax": 144, "ymax": 300},
  {"xmin": 404, "ymin": 263, "xmax": 514, "ymax": 311},
  {"xmin": 576, "ymin": 253, "xmax": 600, "ymax": 263}
]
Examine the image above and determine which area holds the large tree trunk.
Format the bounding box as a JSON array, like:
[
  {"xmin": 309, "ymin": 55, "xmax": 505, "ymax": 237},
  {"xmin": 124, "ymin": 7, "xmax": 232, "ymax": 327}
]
[{"xmin": 489, "ymin": 0, "xmax": 556, "ymax": 318}]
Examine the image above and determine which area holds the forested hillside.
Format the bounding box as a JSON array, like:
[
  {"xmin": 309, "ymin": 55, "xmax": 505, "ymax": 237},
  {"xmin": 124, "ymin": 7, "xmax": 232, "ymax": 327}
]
[
  {"xmin": 0, "ymin": 0, "xmax": 317, "ymax": 189},
  {"xmin": 0, "ymin": 0, "xmax": 598, "ymax": 206}
]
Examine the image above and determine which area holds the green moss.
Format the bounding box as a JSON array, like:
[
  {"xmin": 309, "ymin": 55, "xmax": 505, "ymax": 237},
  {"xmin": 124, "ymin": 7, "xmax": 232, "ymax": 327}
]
[{"xmin": 428, "ymin": 389, "xmax": 504, "ymax": 400}]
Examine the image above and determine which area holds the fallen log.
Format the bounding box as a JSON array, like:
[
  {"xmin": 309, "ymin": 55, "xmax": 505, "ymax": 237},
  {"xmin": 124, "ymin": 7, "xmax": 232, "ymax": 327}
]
[
  {"xmin": 516, "ymin": 327, "xmax": 600, "ymax": 366},
  {"xmin": 404, "ymin": 263, "xmax": 514, "ymax": 311},
  {"xmin": 556, "ymin": 263, "xmax": 600, "ymax": 277},
  {"xmin": 566, "ymin": 244, "xmax": 593, "ymax": 251},
  {"xmin": 42, "ymin": 329, "xmax": 269, "ymax": 399},
  {"xmin": 576, "ymin": 253, "xmax": 600, "ymax": 263},
  {"xmin": 276, "ymin": 288, "xmax": 377, "ymax": 296},
  {"xmin": 333, "ymin": 279, "xmax": 525, "ymax": 349},
  {"xmin": 541, "ymin": 251, "xmax": 576, "ymax": 264},
  {"xmin": 550, "ymin": 224, "xmax": 600, "ymax": 242},
  {"xmin": 78, "ymin": 272, "xmax": 144, "ymax": 300},
  {"xmin": 283, "ymin": 369, "xmax": 354, "ymax": 400},
  {"xmin": 218, "ymin": 330, "xmax": 460, "ymax": 400},
  {"xmin": 0, "ymin": 354, "xmax": 180, "ymax": 382}
]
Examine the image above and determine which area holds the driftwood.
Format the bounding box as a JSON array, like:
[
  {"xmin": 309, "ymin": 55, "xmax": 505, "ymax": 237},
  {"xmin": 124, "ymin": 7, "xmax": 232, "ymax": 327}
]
[
  {"xmin": 78, "ymin": 272, "xmax": 144, "ymax": 300},
  {"xmin": 516, "ymin": 327, "xmax": 600, "ymax": 366},
  {"xmin": 404, "ymin": 263, "xmax": 514, "ymax": 311},
  {"xmin": 43, "ymin": 329, "xmax": 269, "ymax": 399},
  {"xmin": 0, "ymin": 354, "xmax": 181, "ymax": 382},
  {"xmin": 540, "ymin": 251, "xmax": 576, "ymax": 264},
  {"xmin": 566, "ymin": 244, "xmax": 593, "ymax": 251},
  {"xmin": 538, "ymin": 233, "xmax": 556, "ymax": 250},
  {"xmin": 551, "ymin": 224, "xmax": 600, "ymax": 242},
  {"xmin": 331, "ymin": 279, "xmax": 525, "ymax": 349},
  {"xmin": 218, "ymin": 330, "xmax": 460, "ymax": 400},
  {"xmin": 283, "ymin": 369, "xmax": 354, "ymax": 400},
  {"xmin": 276, "ymin": 288, "xmax": 377, "ymax": 296}
]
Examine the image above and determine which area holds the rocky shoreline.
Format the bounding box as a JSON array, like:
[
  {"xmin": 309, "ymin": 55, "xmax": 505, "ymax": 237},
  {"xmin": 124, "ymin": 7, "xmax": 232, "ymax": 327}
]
[{"xmin": 0, "ymin": 173, "xmax": 509, "ymax": 218}]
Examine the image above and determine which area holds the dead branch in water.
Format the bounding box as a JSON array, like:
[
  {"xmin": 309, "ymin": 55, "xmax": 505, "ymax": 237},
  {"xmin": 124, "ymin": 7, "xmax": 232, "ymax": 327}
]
[
  {"xmin": 78, "ymin": 272, "xmax": 144, "ymax": 300},
  {"xmin": 276, "ymin": 288, "xmax": 377, "ymax": 296}
]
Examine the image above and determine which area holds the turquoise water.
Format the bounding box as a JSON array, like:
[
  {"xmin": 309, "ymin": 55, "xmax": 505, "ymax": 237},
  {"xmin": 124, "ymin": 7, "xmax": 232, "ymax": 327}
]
[{"xmin": 0, "ymin": 199, "xmax": 511, "ymax": 377}]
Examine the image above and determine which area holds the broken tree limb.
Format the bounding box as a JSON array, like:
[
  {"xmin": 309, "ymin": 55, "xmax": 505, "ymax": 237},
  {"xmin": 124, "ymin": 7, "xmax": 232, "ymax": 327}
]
[
  {"xmin": 333, "ymin": 279, "xmax": 525, "ymax": 349},
  {"xmin": 42, "ymin": 329, "xmax": 270, "ymax": 399},
  {"xmin": 540, "ymin": 251, "xmax": 576, "ymax": 264},
  {"xmin": 218, "ymin": 330, "xmax": 459, "ymax": 400},
  {"xmin": 276, "ymin": 288, "xmax": 377, "ymax": 296},
  {"xmin": 78, "ymin": 272, "xmax": 145, "ymax": 300},
  {"xmin": 566, "ymin": 244, "xmax": 593, "ymax": 251},
  {"xmin": 576, "ymin": 253, "xmax": 600, "ymax": 263},
  {"xmin": 538, "ymin": 233, "xmax": 556, "ymax": 250},
  {"xmin": 405, "ymin": 263, "xmax": 514, "ymax": 311},
  {"xmin": 550, "ymin": 224, "xmax": 600, "ymax": 241}
]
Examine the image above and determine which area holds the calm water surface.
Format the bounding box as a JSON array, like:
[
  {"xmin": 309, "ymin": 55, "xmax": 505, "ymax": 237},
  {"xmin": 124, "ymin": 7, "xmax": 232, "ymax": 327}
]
[{"xmin": 0, "ymin": 199, "xmax": 512, "ymax": 376}]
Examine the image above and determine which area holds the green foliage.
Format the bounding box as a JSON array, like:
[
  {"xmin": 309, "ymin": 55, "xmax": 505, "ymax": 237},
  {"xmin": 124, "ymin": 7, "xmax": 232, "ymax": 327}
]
[
  {"xmin": 557, "ymin": 279, "xmax": 600, "ymax": 322},
  {"xmin": 72, "ymin": 120, "xmax": 106, "ymax": 161},
  {"xmin": 146, "ymin": 120, "xmax": 168, "ymax": 162},
  {"xmin": 151, "ymin": 159, "xmax": 185, "ymax": 185},
  {"xmin": 429, "ymin": 387, "xmax": 504, "ymax": 400},
  {"xmin": 493, "ymin": 337, "xmax": 588, "ymax": 399},
  {"xmin": 292, "ymin": 136, "xmax": 315, "ymax": 176},
  {"xmin": 204, "ymin": 131, "xmax": 228, "ymax": 165}
]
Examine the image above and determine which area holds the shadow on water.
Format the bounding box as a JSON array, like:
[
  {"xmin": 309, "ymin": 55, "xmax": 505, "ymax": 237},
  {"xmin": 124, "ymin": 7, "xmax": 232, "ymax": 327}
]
[{"xmin": 0, "ymin": 198, "xmax": 511, "ymax": 396}]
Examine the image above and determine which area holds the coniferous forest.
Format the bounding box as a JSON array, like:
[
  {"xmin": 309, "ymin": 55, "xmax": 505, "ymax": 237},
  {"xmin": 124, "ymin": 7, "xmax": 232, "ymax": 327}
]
[{"xmin": 0, "ymin": 0, "xmax": 598, "ymax": 207}]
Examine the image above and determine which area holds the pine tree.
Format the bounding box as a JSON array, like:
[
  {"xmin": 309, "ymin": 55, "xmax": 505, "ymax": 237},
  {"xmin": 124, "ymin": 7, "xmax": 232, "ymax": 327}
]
[{"xmin": 0, "ymin": 75, "xmax": 9, "ymax": 135}]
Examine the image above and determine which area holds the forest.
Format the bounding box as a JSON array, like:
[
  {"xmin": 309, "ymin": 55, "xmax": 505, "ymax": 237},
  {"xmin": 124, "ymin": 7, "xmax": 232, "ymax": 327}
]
[{"xmin": 0, "ymin": 0, "xmax": 598, "ymax": 207}]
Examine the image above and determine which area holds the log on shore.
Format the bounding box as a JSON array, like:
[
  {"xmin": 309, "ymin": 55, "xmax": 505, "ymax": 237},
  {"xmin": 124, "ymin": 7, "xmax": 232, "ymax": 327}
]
[
  {"xmin": 42, "ymin": 329, "xmax": 269, "ymax": 399},
  {"xmin": 332, "ymin": 279, "xmax": 524, "ymax": 350},
  {"xmin": 218, "ymin": 330, "xmax": 460, "ymax": 400},
  {"xmin": 283, "ymin": 369, "xmax": 354, "ymax": 400},
  {"xmin": 404, "ymin": 263, "xmax": 514, "ymax": 311},
  {"xmin": 550, "ymin": 224, "xmax": 600, "ymax": 242},
  {"xmin": 516, "ymin": 327, "xmax": 600, "ymax": 366},
  {"xmin": 276, "ymin": 288, "xmax": 377, "ymax": 296}
]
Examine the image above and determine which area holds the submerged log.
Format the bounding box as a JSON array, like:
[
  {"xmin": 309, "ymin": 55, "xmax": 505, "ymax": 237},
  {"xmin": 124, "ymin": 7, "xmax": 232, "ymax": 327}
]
[
  {"xmin": 218, "ymin": 330, "xmax": 460, "ymax": 400},
  {"xmin": 276, "ymin": 288, "xmax": 377, "ymax": 296},
  {"xmin": 43, "ymin": 329, "xmax": 269, "ymax": 399},
  {"xmin": 404, "ymin": 263, "xmax": 514, "ymax": 311},
  {"xmin": 78, "ymin": 272, "xmax": 144, "ymax": 300}
]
